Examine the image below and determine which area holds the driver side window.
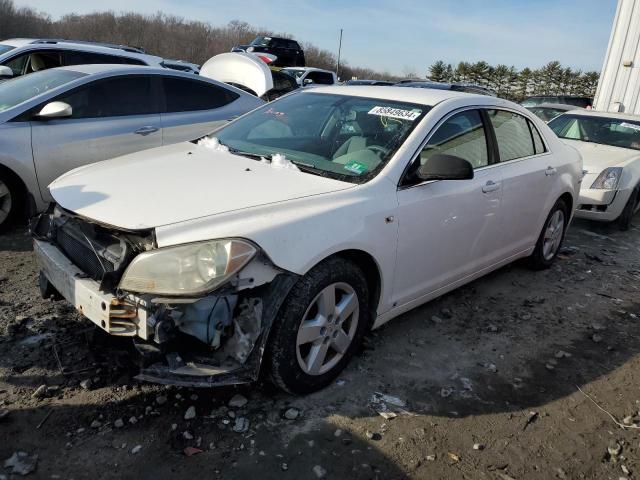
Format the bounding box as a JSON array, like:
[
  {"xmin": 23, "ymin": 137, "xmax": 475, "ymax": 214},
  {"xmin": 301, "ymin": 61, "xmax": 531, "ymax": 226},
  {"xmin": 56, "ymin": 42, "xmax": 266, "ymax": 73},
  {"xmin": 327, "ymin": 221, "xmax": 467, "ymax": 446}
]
[{"xmin": 419, "ymin": 110, "xmax": 489, "ymax": 169}]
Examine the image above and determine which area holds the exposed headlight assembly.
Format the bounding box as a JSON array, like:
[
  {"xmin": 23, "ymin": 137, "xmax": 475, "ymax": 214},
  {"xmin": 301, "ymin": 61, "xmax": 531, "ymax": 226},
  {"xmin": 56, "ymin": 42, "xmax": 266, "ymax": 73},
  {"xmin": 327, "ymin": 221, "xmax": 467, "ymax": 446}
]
[
  {"xmin": 591, "ymin": 167, "xmax": 623, "ymax": 190},
  {"xmin": 119, "ymin": 239, "xmax": 257, "ymax": 296}
]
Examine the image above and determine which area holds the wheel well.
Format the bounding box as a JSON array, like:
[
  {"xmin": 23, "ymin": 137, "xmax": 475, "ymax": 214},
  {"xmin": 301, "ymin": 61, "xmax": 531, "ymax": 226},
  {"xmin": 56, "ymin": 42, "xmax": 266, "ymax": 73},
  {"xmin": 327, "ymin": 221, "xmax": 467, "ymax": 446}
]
[
  {"xmin": 332, "ymin": 249, "xmax": 382, "ymax": 316},
  {"xmin": 559, "ymin": 192, "xmax": 573, "ymax": 213}
]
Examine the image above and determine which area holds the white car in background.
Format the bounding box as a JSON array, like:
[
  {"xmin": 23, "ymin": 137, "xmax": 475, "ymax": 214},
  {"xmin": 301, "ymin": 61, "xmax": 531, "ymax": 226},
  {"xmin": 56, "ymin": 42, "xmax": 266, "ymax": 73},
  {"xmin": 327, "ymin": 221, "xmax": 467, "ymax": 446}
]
[
  {"xmin": 548, "ymin": 110, "xmax": 640, "ymax": 230},
  {"xmin": 281, "ymin": 67, "xmax": 337, "ymax": 86},
  {"xmin": 33, "ymin": 86, "xmax": 582, "ymax": 393}
]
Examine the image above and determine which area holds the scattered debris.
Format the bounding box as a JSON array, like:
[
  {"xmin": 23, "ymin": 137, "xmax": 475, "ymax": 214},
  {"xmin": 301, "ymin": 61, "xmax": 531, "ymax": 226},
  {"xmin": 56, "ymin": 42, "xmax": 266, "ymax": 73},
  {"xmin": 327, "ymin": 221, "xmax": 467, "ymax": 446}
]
[
  {"xmin": 426, "ymin": 454, "xmax": 436, "ymax": 461},
  {"xmin": 608, "ymin": 440, "xmax": 622, "ymax": 457},
  {"xmin": 523, "ymin": 411, "xmax": 539, "ymax": 430},
  {"xmin": 184, "ymin": 406, "xmax": 196, "ymax": 420},
  {"xmin": 447, "ymin": 452, "xmax": 460, "ymax": 462},
  {"xmin": 4, "ymin": 452, "xmax": 38, "ymax": 476},
  {"xmin": 284, "ymin": 408, "xmax": 300, "ymax": 420},
  {"xmin": 31, "ymin": 385, "xmax": 47, "ymax": 399},
  {"xmin": 79, "ymin": 379, "xmax": 92, "ymax": 390},
  {"xmin": 233, "ymin": 417, "xmax": 250, "ymax": 433},
  {"xmin": 35, "ymin": 410, "xmax": 52, "ymax": 430},
  {"xmin": 312, "ymin": 465, "xmax": 327, "ymax": 478},
  {"xmin": 473, "ymin": 443, "xmax": 485, "ymax": 451},
  {"xmin": 131, "ymin": 445, "xmax": 142, "ymax": 455},
  {"xmin": 228, "ymin": 394, "xmax": 248, "ymax": 408},
  {"xmin": 183, "ymin": 447, "xmax": 202, "ymax": 457}
]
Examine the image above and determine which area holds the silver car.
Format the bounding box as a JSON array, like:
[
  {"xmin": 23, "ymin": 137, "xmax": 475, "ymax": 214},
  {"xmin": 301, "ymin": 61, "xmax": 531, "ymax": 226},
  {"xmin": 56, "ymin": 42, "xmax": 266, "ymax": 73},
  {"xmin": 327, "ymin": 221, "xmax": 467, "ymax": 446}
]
[{"xmin": 0, "ymin": 64, "xmax": 264, "ymax": 230}]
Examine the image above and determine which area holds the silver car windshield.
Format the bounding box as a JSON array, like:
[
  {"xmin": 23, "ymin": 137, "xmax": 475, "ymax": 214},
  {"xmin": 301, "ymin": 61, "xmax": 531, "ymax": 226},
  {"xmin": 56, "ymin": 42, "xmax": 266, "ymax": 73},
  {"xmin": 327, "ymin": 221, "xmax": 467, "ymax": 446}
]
[
  {"xmin": 0, "ymin": 69, "xmax": 86, "ymax": 113},
  {"xmin": 215, "ymin": 92, "xmax": 429, "ymax": 183}
]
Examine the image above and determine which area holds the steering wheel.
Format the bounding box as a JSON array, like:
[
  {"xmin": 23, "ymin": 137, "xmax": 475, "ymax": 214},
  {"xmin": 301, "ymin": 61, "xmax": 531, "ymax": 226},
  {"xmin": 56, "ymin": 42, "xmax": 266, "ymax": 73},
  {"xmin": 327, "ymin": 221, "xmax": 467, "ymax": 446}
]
[{"xmin": 366, "ymin": 145, "xmax": 390, "ymax": 157}]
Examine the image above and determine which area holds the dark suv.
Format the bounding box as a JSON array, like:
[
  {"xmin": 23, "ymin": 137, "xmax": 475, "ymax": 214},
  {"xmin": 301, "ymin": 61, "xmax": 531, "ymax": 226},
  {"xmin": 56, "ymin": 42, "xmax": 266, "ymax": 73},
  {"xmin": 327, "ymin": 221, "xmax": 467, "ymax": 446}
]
[{"xmin": 232, "ymin": 36, "xmax": 305, "ymax": 67}]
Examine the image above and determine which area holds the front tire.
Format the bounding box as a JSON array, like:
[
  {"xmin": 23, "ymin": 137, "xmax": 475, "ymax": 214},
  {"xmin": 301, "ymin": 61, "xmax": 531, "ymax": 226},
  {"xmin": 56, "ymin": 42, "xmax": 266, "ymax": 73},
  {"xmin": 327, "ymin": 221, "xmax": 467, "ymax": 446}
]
[
  {"xmin": 528, "ymin": 198, "xmax": 568, "ymax": 270},
  {"xmin": 266, "ymin": 257, "xmax": 370, "ymax": 394},
  {"xmin": 617, "ymin": 184, "xmax": 640, "ymax": 231}
]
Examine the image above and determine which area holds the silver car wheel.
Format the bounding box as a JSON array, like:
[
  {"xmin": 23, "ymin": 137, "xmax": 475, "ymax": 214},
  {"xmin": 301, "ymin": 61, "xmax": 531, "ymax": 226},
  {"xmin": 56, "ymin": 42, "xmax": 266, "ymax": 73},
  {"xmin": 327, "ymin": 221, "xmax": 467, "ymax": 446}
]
[
  {"xmin": 542, "ymin": 209, "xmax": 565, "ymax": 261},
  {"xmin": 295, "ymin": 282, "xmax": 359, "ymax": 376},
  {"xmin": 0, "ymin": 180, "xmax": 12, "ymax": 225}
]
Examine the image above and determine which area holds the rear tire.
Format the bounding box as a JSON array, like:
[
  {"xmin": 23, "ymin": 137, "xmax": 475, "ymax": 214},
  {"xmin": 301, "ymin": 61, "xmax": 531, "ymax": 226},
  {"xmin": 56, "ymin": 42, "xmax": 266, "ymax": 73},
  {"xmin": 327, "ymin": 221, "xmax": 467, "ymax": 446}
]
[
  {"xmin": 527, "ymin": 198, "xmax": 568, "ymax": 270},
  {"xmin": 0, "ymin": 173, "xmax": 22, "ymax": 233},
  {"xmin": 265, "ymin": 257, "xmax": 370, "ymax": 394},
  {"xmin": 616, "ymin": 184, "xmax": 640, "ymax": 231}
]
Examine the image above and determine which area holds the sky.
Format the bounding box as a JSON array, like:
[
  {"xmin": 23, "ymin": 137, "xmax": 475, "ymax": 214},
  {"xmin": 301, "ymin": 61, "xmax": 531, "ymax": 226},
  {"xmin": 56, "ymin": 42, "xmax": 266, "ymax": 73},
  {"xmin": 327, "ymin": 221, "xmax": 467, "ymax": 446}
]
[{"xmin": 15, "ymin": 0, "xmax": 618, "ymax": 75}]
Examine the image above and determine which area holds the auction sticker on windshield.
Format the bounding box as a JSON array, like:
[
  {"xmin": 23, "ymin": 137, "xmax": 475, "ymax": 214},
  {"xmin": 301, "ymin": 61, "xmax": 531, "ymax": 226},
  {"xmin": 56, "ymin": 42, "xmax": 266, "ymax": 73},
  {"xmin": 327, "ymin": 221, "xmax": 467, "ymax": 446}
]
[
  {"xmin": 368, "ymin": 106, "xmax": 421, "ymax": 121},
  {"xmin": 344, "ymin": 160, "xmax": 368, "ymax": 175}
]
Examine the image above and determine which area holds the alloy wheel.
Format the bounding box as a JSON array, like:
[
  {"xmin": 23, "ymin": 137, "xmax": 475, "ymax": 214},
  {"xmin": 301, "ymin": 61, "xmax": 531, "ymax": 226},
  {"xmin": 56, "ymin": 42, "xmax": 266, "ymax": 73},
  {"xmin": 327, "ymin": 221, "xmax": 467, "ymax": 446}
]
[
  {"xmin": 542, "ymin": 209, "xmax": 565, "ymax": 261},
  {"xmin": 295, "ymin": 282, "xmax": 359, "ymax": 376}
]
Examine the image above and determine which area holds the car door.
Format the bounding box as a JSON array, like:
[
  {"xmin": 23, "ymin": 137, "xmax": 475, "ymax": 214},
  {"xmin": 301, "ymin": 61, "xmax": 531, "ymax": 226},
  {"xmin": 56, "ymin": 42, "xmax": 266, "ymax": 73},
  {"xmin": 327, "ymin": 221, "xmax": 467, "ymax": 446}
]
[
  {"xmin": 484, "ymin": 109, "xmax": 553, "ymax": 256},
  {"xmin": 31, "ymin": 74, "xmax": 162, "ymax": 202},
  {"xmin": 159, "ymin": 76, "xmax": 242, "ymax": 144},
  {"xmin": 392, "ymin": 109, "xmax": 503, "ymax": 307}
]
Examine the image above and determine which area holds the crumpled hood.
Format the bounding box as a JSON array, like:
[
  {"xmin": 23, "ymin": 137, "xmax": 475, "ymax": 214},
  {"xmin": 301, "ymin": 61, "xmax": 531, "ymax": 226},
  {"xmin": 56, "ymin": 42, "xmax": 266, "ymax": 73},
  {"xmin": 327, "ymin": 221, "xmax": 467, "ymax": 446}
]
[
  {"xmin": 562, "ymin": 139, "xmax": 640, "ymax": 172},
  {"xmin": 49, "ymin": 142, "xmax": 353, "ymax": 230}
]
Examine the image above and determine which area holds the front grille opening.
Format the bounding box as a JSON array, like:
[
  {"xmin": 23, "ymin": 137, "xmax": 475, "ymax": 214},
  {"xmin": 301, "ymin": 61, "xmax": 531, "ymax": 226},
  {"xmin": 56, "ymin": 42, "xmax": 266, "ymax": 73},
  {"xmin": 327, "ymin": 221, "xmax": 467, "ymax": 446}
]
[{"xmin": 56, "ymin": 227, "xmax": 116, "ymax": 281}]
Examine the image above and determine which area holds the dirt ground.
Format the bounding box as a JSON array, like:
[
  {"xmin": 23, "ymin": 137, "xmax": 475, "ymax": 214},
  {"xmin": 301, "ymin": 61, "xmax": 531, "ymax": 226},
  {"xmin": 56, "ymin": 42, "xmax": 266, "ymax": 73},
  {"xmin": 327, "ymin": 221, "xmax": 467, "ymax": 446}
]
[{"xmin": 1, "ymin": 217, "xmax": 640, "ymax": 480}]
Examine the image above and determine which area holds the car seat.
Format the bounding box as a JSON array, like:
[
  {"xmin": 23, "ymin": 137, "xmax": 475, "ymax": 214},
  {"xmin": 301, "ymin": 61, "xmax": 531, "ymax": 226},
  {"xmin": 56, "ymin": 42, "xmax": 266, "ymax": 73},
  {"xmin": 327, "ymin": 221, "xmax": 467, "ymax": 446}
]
[{"xmin": 333, "ymin": 111, "xmax": 385, "ymax": 159}]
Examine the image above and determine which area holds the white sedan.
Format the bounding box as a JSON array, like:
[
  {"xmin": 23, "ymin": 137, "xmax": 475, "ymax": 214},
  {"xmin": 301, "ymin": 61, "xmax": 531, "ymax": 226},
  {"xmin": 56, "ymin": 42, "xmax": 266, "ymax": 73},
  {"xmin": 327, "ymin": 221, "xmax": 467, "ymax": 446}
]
[
  {"xmin": 32, "ymin": 86, "xmax": 582, "ymax": 393},
  {"xmin": 548, "ymin": 110, "xmax": 640, "ymax": 230}
]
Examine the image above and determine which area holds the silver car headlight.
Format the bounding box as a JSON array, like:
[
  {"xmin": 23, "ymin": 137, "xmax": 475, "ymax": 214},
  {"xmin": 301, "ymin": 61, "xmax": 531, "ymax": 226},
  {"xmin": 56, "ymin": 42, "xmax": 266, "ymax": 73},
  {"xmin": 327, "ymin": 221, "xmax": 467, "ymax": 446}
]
[
  {"xmin": 119, "ymin": 239, "xmax": 257, "ymax": 296},
  {"xmin": 591, "ymin": 167, "xmax": 622, "ymax": 190}
]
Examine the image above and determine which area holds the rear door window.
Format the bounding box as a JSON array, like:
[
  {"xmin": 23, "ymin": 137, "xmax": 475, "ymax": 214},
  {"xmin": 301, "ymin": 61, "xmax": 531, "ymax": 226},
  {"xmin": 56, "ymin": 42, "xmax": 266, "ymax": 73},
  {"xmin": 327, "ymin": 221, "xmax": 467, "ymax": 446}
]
[
  {"xmin": 58, "ymin": 76, "xmax": 156, "ymax": 118},
  {"xmin": 486, "ymin": 110, "xmax": 536, "ymax": 161},
  {"xmin": 162, "ymin": 77, "xmax": 239, "ymax": 112}
]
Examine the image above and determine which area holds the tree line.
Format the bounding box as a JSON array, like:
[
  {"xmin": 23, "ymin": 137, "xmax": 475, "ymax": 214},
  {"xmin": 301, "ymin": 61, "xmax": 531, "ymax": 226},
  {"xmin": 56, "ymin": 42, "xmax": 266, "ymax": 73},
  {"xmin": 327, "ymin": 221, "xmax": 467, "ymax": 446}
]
[
  {"xmin": 428, "ymin": 60, "xmax": 599, "ymax": 101},
  {"xmin": 0, "ymin": 0, "xmax": 398, "ymax": 81}
]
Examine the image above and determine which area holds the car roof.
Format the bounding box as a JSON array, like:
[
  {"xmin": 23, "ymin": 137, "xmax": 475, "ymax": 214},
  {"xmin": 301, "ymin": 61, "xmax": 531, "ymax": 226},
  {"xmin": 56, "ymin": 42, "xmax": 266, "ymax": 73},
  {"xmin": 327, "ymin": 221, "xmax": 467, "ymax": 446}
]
[
  {"xmin": 561, "ymin": 109, "xmax": 640, "ymax": 121},
  {"xmin": 0, "ymin": 38, "xmax": 163, "ymax": 62},
  {"xmin": 303, "ymin": 85, "xmax": 482, "ymax": 106}
]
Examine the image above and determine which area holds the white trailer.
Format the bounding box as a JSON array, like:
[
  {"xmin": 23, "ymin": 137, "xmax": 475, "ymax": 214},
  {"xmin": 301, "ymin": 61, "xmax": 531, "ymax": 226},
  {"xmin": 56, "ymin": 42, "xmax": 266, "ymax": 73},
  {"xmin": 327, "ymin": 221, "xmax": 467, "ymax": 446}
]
[{"xmin": 594, "ymin": 0, "xmax": 640, "ymax": 114}]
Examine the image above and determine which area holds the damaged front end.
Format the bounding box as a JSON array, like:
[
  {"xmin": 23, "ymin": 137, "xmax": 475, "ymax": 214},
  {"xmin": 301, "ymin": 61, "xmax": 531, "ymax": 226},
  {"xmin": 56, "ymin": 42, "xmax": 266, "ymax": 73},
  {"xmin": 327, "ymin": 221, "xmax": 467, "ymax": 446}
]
[{"xmin": 31, "ymin": 206, "xmax": 298, "ymax": 387}]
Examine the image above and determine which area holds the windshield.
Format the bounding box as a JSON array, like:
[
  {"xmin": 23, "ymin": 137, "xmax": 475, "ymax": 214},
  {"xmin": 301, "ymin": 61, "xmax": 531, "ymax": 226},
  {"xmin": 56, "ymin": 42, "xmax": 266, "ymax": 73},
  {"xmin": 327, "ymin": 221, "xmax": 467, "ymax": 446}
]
[
  {"xmin": 549, "ymin": 114, "xmax": 640, "ymax": 151},
  {"xmin": 529, "ymin": 107, "xmax": 566, "ymax": 122},
  {"xmin": 215, "ymin": 92, "xmax": 428, "ymax": 183},
  {"xmin": 250, "ymin": 36, "xmax": 271, "ymax": 47},
  {"xmin": 0, "ymin": 69, "xmax": 86, "ymax": 113},
  {"xmin": 283, "ymin": 68, "xmax": 305, "ymax": 79},
  {"xmin": 0, "ymin": 45, "xmax": 16, "ymax": 56}
]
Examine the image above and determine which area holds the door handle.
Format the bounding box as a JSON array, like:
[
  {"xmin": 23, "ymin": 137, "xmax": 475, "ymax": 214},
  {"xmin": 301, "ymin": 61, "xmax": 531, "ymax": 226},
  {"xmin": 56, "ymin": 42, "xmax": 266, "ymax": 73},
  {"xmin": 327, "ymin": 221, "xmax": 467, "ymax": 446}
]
[
  {"xmin": 134, "ymin": 126, "xmax": 159, "ymax": 136},
  {"xmin": 545, "ymin": 166, "xmax": 557, "ymax": 176},
  {"xmin": 482, "ymin": 180, "xmax": 500, "ymax": 193}
]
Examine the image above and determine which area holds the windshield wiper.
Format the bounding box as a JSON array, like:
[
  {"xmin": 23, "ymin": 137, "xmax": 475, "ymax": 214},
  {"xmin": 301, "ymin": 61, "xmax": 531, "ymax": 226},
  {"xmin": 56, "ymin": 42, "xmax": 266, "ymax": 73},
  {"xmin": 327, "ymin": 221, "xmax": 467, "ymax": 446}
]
[
  {"xmin": 227, "ymin": 147, "xmax": 266, "ymax": 161},
  {"xmin": 290, "ymin": 160, "xmax": 326, "ymax": 175}
]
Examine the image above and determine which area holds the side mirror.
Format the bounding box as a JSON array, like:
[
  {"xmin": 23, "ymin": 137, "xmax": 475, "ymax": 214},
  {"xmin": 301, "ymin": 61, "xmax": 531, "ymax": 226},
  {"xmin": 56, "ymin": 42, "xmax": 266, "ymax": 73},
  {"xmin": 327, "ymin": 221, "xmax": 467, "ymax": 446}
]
[
  {"xmin": 303, "ymin": 78, "xmax": 314, "ymax": 85},
  {"xmin": 0, "ymin": 66, "xmax": 13, "ymax": 78},
  {"xmin": 35, "ymin": 101, "xmax": 72, "ymax": 120},
  {"xmin": 417, "ymin": 153, "xmax": 474, "ymax": 181}
]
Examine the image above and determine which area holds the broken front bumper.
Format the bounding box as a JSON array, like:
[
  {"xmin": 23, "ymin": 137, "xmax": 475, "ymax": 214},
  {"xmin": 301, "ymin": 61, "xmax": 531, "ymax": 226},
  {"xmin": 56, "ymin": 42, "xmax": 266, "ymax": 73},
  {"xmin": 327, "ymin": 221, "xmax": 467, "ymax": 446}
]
[
  {"xmin": 34, "ymin": 239, "xmax": 151, "ymax": 338},
  {"xmin": 34, "ymin": 237, "xmax": 299, "ymax": 387},
  {"xmin": 575, "ymin": 186, "xmax": 632, "ymax": 222}
]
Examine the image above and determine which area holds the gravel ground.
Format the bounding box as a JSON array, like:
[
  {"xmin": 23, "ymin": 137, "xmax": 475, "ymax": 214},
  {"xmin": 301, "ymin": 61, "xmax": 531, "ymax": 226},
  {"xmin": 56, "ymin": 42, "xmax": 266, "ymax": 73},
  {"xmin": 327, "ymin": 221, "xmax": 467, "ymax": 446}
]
[{"xmin": 1, "ymin": 218, "xmax": 640, "ymax": 480}]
